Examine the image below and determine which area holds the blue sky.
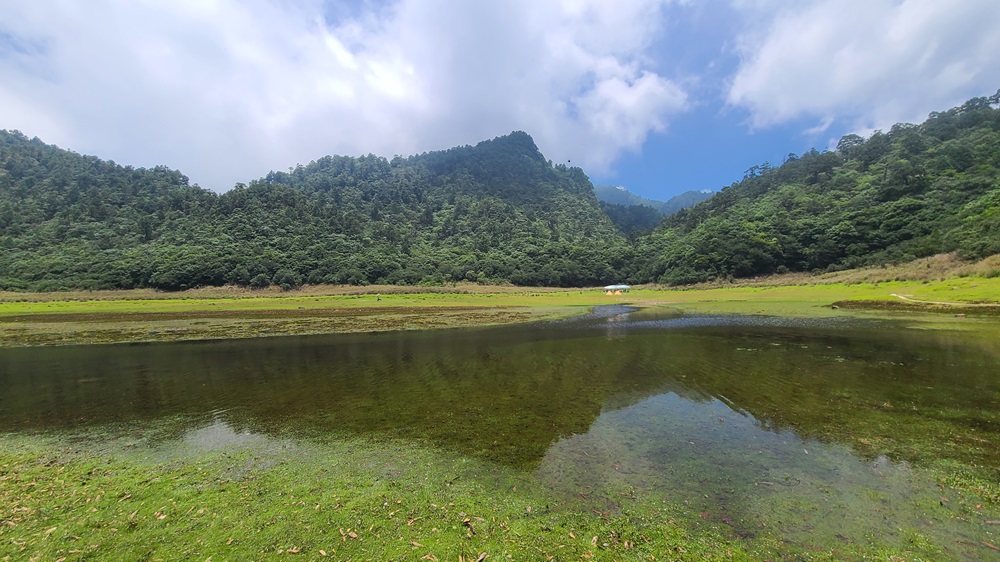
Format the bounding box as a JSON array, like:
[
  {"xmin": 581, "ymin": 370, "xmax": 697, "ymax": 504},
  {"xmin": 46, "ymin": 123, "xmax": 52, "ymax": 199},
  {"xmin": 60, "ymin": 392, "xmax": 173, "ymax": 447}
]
[
  {"xmin": 1, "ymin": 1, "xmax": 998, "ymax": 201},
  {"xmin": 605, "ymin": 107, "xmax": 817, "ymax": 195}
]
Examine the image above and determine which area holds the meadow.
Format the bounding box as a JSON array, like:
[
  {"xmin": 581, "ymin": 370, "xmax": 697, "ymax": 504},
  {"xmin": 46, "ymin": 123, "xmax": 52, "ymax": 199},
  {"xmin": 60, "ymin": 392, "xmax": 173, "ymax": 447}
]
[{"xmin": 1, "ymin": 259, "xmax": 998, "ymax": 347}]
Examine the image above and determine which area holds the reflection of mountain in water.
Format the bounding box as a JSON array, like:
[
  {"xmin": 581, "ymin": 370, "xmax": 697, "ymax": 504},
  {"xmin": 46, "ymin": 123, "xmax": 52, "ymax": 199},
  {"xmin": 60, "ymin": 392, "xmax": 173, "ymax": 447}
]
[
  {"xmin": 0, "ymin": 324, "xmax": 671, "ymax": 467},
  {"xmin": 1, "ymin": 310, "xmax": 998, "ymax": 468}
]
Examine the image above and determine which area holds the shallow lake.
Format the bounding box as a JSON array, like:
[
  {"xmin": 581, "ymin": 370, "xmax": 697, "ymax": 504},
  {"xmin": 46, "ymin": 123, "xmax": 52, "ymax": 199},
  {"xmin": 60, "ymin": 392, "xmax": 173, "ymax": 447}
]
[{"xmin": 2, "ymin": 305, "xmax": 999, "ymax": 558}]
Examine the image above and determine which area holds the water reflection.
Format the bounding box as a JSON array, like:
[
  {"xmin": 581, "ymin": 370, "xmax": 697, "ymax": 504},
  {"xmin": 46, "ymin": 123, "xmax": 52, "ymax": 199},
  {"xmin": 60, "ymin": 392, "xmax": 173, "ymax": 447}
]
[
  {"xmin": 534, "ymin": 389, "xmax": 983, "ymax": 550},
  {"xmin": 1, "ymin": 309, "xmax": 998, "ymax": 472},
  {"xmin": 180, "ymin": 417, "xmax": 260, "ymax": 452}
]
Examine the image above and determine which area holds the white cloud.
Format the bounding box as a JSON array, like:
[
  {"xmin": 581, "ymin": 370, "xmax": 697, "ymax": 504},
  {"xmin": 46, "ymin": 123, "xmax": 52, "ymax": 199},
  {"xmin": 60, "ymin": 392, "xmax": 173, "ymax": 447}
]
[
  {"xmin": 0, "ymin": 0, "xmax": 688, "ymax": 191},
  {"xmin": 727, "ymin": 0, "xmax": 1000, "ymax": 132}
]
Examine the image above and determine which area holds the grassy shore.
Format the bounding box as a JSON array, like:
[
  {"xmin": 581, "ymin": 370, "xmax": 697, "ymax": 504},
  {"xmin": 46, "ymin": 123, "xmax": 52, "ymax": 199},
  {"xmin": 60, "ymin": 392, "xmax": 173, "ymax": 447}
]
[
  {"xmin": 0, "ymin": 429, "xmax": 770, "ymax": 561},
  {"xmin": 7, "ymin": 423, "xmax": 996, "ymax": 561},
  {"xmin": 1, "ymin": 262, "xmax": 999, "ymax": 346}
]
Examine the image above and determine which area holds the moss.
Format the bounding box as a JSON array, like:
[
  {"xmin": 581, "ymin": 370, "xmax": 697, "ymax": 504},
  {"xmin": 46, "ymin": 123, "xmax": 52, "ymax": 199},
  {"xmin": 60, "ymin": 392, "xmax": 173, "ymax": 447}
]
[{"xmin": 0, "ymin": 431, "xmax": 770, "ymax": 561}]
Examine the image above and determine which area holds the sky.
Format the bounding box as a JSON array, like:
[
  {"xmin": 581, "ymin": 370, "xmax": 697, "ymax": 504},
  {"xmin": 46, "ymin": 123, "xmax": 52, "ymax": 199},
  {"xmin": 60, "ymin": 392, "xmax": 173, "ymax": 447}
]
[{"xmin": 1, "ymin": 1, "xmax": 998, "ymax": 201}]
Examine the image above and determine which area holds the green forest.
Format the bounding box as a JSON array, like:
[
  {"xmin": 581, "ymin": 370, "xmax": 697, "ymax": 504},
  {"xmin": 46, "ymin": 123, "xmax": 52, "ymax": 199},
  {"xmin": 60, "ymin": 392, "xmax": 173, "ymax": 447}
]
[
  {"xmin": 632, "ymin": 91, "xmax": 1000, "ymax": 285},
  {"xmin": 1, "ymin": 92, "xmax": 998, "ymax": 291},
  {"xmin": 0, "ymin": 131, "xmax": 628, "ymax": 290},
  {"xmin": 594, "ymin": 186, "xmax": 713, "ymax": 237}
]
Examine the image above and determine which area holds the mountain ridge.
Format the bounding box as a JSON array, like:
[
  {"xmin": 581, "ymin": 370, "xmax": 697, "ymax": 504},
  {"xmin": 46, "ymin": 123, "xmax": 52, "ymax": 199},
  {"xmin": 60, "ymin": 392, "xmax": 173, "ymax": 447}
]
[
  {"xmin": 631, "ymin": 90, "xmax": 1000, "ymax": 284},
  {"xmin": 2, "ymin": 91, "xmax": 999, "ymax": 290},
  {"xmin": 594, "ymin": 185, "xmax": 715, "ymax": 237},
  {"xmin": 0, "ymin": 130, "xmax": 627, "ymax": 290},
  {"xmin": 593, "ymin": 185, "xmax": 713, "ymax": 215}
]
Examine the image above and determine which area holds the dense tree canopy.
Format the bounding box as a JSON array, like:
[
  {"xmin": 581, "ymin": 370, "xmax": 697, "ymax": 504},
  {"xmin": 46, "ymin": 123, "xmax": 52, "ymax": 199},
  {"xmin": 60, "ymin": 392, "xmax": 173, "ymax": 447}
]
[
  {"xmin": 1, "ymin": 92, "xmax": 998, "ymax": 291},
  {"xmin": 598, "ymin": 201, "xmax": 663, "ymax": 238},
  {"xmin": 631, "ymin": 91, "xmax": 1000, "ymax": 284},
  {"xmin": 0, "ymin": 131, "xmax": 628, "ymax": 290}
]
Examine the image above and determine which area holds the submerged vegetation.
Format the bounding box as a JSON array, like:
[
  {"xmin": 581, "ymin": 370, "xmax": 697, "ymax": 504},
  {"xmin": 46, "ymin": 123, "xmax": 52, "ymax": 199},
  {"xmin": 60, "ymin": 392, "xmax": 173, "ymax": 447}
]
[
  {"xmin": 7, "ymin": 428, "xmax": 994, "ymax": 561},
  {"xmin": 0, "ymin": 430, "xmax": 783, "ymax": 561}
]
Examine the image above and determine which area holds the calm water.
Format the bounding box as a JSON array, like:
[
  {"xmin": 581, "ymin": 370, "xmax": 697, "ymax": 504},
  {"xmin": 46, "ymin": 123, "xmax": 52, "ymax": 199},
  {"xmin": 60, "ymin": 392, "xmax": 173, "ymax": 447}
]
[{"xmin": 2, "ymin": 306, "xmax": 1000, "ymax": 556}]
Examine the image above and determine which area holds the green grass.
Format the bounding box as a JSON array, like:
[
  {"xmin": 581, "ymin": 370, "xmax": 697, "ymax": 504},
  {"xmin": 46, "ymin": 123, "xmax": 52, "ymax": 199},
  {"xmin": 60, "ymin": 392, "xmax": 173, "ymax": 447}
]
[
  {"xmin": 0, "ymin": 290, "xmax": 606, "ymax": 316},
  {"xmin": 4, "ymin": 277, "xmax": 997, "ymax": 317},
  {"xmin": 0, "ymin": 431, "xmax": 765, "ymax": 561},
  {"xmin": 3, "ymin": 276, "xmax": 1000, "ymax": 346},
  {"xmin": 5, "ymin": 426, "xmax": 974, "ymax": 562}
]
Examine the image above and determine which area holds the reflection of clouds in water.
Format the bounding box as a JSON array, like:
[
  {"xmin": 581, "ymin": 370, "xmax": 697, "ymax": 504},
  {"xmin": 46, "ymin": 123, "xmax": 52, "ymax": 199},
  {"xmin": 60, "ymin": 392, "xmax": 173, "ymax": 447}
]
[
  {"xmin": 533, "ymin": 390, "xmax": 968, "ymax": 554},
  {"xmin": 145, "ymin": 415, "xmax": 292, "ymax": 476},
  {"xmin": 604, "ymin": 312, "xmax": 630, "ymax": 339},
  {"xmin": 180, "ymin": 418, "xmax": 263, "ymax": 453},
  {"xmin": 558, "ymin": 305, "xmax": 876, "ymax": 336}
]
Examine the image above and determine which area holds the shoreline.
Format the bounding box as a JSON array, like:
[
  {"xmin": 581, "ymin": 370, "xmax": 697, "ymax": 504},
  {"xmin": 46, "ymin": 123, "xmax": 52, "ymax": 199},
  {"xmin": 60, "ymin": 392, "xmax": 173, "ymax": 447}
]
[{"xmin": 1, "ymin": 275, "xmax": 998, "ymax": 347}]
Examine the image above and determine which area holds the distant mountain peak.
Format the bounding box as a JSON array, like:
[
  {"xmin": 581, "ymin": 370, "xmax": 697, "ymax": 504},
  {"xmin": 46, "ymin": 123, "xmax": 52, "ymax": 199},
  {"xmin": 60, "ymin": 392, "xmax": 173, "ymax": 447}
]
[{"xmin": 593, "ymin": 185, "xmax": 713, "ymax": 216}]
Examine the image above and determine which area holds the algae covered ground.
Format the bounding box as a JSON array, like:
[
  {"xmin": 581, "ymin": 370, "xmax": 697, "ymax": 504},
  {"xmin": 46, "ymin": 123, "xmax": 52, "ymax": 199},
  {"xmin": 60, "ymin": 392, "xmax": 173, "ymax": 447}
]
[
  {"xmin": 5, "ymin": 415, "xmax": 998, "ymax": 561},
  {"xmin": 0, "ymin": 427, "xmax": 775, "ymax": 561}
]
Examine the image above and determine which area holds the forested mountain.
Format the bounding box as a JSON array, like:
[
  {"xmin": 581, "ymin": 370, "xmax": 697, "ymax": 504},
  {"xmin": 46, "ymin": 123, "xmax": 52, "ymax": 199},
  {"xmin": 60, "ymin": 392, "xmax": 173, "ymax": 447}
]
[
  {"xmin": 0, "ymin": 131, "xmax": 628, "ymax": 290},
  {"xmin": 633, "ymin": 91, "xmax": 1000, "ymax": 284},
  {"xmin": 657, "ymin": 190, "xmax": 716, "ymax": 215},
  {"xmin": 594, "ymin": 185, "xmax": 714, "ymax": 237},
  {"xmin": 598, "ymin": 201, "xmax": 663, "ymax": 237},
  {"xmin": 2, "ymin": 93, "xmax": 999, "ymax": 291},
  {"xmin": 593, "ymin": 185, "xmax": 713, "ymax": 215}
]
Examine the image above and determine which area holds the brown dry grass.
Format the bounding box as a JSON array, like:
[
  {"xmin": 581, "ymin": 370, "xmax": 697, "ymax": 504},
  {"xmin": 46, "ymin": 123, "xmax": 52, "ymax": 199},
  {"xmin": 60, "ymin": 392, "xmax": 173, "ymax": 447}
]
[{"xmin": 646, "ymin": 253, "xmax": 1000, "ymax": 290}]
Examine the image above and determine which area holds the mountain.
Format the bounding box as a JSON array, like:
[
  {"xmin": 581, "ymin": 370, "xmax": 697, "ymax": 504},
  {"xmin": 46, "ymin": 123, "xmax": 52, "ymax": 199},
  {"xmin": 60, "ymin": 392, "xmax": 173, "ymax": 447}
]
[
  {"xmin": 597, "ymin": 201, "xmax": 663, "ymax": 237},
  {"xmin": 2, "ymin": 92, "xmax": 998, "ymax": 291},
  {"xmin": 593, "ymin": 185, "xmax": 714, "ymax": 237},
  {"xmin": 593, "ymin": 185, "xmax": 714, "ymax": 215},
  {"xmin": 0, "ymin": 130, "xmax": 628, "ymax": 290},
  {"xmin": 658, "ymin": 190, "xmax": 716, "ymax": 215},
  {"xmin": 631, "ymin": 91, "xmax": 1000, "ymax": 285}
]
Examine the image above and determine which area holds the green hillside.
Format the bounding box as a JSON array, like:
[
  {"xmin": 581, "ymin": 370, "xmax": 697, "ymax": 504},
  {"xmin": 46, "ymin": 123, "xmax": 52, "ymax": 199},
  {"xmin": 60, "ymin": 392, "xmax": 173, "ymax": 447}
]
[
  {"xmin": 594, "ymin": 185, "xmax": 714, "ymax": 237},
  {"xmin": 0, "ymin": 131, "xmax": 627, "ymax": 290},
  {"xmin": 597, "ymin": 200, "xmax": 664, "ymax": 237},
  {"xmin": 1, "ymin": 92, "xmax": 998, "ymax": 291},
  {"xmin": 632, "ymin": 91, "xmax": 1000, "ymax": 284}
]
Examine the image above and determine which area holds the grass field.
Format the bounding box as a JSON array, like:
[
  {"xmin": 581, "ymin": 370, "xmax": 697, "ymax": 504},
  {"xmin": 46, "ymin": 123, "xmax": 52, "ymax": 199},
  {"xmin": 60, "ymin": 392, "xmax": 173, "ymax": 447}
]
[
  {"xmin": 0, "ymin": 428, "xmax": 785, "ymax": 561},
  {"xmin": 1, "ymin": 263, "xmax": 999, "ymax": 346}
]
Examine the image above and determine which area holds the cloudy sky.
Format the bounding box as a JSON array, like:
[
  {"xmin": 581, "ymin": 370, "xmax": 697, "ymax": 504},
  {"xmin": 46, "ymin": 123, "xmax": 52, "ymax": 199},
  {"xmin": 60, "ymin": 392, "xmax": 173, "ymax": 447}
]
[{"xmin": 1, "ymin": 1, "xmax": 998, "ymax": 199}]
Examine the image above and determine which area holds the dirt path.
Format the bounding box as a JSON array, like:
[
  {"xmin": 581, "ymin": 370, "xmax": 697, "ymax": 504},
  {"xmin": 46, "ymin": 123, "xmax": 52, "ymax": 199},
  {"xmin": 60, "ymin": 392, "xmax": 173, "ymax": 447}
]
[{"xmin": 889, "ymin": 293, "xmax": 996, "ymax": 307}]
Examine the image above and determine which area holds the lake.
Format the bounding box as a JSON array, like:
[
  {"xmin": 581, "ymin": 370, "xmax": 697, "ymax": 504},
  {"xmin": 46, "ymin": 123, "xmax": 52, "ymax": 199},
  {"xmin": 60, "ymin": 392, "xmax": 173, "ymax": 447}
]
[{"xmin": 2, "ymin": 305, "xmax": 999, "ymax": 558}]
